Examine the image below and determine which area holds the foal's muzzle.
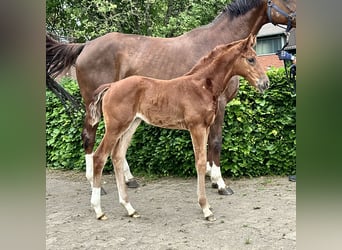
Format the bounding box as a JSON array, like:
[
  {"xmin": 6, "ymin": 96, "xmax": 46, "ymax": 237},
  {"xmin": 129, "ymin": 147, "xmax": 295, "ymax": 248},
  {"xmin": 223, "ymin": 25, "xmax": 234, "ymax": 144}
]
[{"xmin": 257, "ymin": 77, "xmax": 270, "ymax": 93}]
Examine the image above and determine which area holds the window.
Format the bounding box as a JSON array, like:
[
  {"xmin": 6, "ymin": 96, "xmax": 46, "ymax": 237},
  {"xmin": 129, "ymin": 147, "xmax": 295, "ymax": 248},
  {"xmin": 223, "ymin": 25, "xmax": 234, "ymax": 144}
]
[{"xmin": 256, "ymin": 35, "xmax": 284, "ymax": 55}]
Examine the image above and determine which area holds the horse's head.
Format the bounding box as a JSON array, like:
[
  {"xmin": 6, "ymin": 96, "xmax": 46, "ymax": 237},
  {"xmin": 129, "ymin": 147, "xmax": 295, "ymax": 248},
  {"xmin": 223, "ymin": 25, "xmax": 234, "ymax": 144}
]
[
  {"xmin": 266, "ymin": 0, "xmax": 296, "ymax": 29},
  {"xmin": 235, "ymin": 35, "xmax": 269, "ymax": 93}
]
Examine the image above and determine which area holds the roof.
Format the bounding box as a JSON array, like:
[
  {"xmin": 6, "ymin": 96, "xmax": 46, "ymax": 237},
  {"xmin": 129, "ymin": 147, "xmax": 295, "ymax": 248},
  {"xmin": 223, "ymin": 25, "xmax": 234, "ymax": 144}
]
[
  {"xmin": 257, "ymin": 23, "xmax": 287, "ymax": 37},
  {"xmin": 284, "ymin": 28, "xmax": 296, "ymax": 50},
  {"xmin": 257, "ymin": 23, "xmax": 296, "ymax": 50}
]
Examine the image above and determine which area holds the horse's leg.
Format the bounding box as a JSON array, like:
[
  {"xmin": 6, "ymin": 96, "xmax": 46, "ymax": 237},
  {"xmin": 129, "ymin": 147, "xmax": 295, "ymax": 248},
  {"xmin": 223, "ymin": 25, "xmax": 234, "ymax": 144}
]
[
  {"xmin": 111, "ymin": 119, "xmax": 141, "ymax": 217},
  {"xmin": 123, "ymin": 158, "xmax": 139, "ymax": 188},
  {"xmin": 190, "ymin": 126, "xmax": 215, "ymax": 221},
  {"xmin": 82, "ymin": 114, "xmax": 110, "ymax": 195},
  {"xmin": 207, "ymin": 98, "xmax": 234, "ymax": 195},
  {"xmin": 91, "ymin": 133, "xmax": 117, "ymax": 220},
  {"xmin": 207, "ymin": 77, "xmax": 239, "ymax": 195}
]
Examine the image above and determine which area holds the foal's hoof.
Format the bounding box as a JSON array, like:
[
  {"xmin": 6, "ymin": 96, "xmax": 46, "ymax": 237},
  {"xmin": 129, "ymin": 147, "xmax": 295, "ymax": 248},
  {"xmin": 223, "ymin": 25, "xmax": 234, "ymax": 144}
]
[
  {"xmin": 206, "ymin": 214, "xmax": 216, "ymax": 222},
  {"xmin": 126, "ymin": 179, "xmax": 139, "ymax": 188},
  {"xmin": 129, "ymin": 211, "xmax": 141, "ymax": 218},
  {"xmin": 97, "ymin": 214, "xmax": 108, "ymax": 221},
  {"xmin": 218, "ymin": 186, "xmax": 234, "ymax": 196}
]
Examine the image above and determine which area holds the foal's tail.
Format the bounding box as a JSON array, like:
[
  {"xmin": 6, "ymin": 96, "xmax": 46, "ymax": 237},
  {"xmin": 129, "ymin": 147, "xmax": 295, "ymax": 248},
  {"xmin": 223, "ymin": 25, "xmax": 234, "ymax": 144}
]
[
  {"xmin": 46, "ymin": 33, "xmax": 85, "ymax": 77},
  {"xmin": 89, "ymin": 84, "xmax": 111, "ymax": 126}
]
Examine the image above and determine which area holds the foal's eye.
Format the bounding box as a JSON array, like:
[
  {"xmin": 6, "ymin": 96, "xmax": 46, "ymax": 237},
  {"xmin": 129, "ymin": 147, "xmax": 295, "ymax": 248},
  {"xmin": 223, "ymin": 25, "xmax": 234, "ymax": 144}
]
[{"xmin": 247, "ymin": 57, "xmax": 255, "ymax": 64}]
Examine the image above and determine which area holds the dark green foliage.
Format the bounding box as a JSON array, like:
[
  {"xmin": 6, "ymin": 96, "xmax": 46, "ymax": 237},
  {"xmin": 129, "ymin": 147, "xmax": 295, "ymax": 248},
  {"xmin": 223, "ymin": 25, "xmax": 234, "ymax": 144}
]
[
  {"xmin": 222, "ymin": 68, "xmax": 296, "ymax": 177},
  {"xmin": 46, "ymin": 78, "xmax": 85, "ymax": 170},
  {"xmin": 46, "ymin": 68, "xmax": 296, "ymax": 177},
  {"xmin": 46, "ymin": 0, "xmax": 228, "ymax": 41}
]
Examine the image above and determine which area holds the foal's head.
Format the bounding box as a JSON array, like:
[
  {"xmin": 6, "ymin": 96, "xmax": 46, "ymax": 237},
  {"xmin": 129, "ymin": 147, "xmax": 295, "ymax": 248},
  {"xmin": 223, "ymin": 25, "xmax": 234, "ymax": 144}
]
[{"xmin": 233, "ymin": 35, "xmax": 269, "ymax": 93}]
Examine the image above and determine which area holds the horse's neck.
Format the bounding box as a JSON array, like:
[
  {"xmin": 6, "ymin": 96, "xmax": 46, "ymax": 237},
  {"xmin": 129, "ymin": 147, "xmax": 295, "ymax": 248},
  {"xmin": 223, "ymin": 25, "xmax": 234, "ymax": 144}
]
[
  {"xmin": 182, "ymin": 7, "xmax": 268, "ymax": 95},
  {"xmin": 183, "ymin": 7, "xmax": 267, "ymax": 46}
]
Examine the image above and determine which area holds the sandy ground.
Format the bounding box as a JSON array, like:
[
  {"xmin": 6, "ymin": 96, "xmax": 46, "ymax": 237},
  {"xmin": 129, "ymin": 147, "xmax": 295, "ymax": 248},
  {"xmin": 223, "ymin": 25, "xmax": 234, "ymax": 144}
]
[{"xmin": 46, "ymin": 169, "xmax": 296, "ymax": 249}]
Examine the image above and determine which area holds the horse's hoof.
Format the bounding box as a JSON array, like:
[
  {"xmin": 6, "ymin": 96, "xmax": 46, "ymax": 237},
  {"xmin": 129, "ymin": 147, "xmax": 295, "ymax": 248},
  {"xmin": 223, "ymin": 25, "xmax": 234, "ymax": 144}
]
[
  {"xmin": 206, "ymin": 214, "xmax": 216, "ymax": 222},
  {"xmin": 97, "ymin": 214, "xmax": 108, "ymax": 221},
  {"xmin": 130, "ymin": 211, "xmax": 141, "ymax": 218},
  {"xmin": 288, "ymin": 175, "xmax": 296, "ymax": 182},
  {"xmin": 218, "ymin": 186, "xmax": 234, "ymax": 195},
  {"xmin": 126, "ymin": 179, "xmax": 139, "ymax": 188},
  {"xmin": 211, "ymin": 183, "xmax": 219, "ymax": 189},
  {"xmin": 101, "ymin": 187, "xmax": 107, "ymax": 195}
]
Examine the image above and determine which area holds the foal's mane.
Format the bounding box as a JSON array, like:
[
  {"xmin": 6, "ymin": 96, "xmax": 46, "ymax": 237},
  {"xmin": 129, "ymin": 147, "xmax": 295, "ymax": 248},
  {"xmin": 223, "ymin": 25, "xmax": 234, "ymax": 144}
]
[{"xmin": 185, "ymin": 40, "xmax": 242, "ymax": 76}]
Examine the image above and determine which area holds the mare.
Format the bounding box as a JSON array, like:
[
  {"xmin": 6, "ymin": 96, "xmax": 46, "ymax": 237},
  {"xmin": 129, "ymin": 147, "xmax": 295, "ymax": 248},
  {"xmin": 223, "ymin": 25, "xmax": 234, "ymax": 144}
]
[
  {"xmin": 46, "ymin": 0, "xmax": 296, "ymax": 195},
  {"xmin": 88, "ymin": 35, "xmax": 269, "ymax": 221}
]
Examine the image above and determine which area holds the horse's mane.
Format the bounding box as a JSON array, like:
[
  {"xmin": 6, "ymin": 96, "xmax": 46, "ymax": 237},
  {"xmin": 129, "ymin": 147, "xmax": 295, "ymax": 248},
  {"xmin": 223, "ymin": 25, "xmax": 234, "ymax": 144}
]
[
  {"xmin": 185, "ymin": 40, "xmax": 242, "ymax": 76},
  {"xmin": 202, "ymin": 0, "xmax": 263, "ymax": 29},
  {"xmin": 224, "ymin": 0, "xmax": 263, "ymax": 18}
]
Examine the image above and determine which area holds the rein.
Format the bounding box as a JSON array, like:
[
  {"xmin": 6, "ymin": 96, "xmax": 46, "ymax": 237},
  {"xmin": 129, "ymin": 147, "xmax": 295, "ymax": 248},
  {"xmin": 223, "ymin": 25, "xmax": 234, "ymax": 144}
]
[
  {"xmin": 281, "ymin": 57, "xmax": 296, "ymax": 94},
  {"xmin": 267, "ymin": 0, "xmax": 296, "ymax": 32}
]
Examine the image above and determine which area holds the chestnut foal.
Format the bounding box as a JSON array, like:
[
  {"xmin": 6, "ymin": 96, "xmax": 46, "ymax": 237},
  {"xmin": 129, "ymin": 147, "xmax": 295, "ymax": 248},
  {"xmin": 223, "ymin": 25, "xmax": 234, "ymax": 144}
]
[{"xmin": 88, "ymin": 35, "xmax": 269, "ymax": 221}]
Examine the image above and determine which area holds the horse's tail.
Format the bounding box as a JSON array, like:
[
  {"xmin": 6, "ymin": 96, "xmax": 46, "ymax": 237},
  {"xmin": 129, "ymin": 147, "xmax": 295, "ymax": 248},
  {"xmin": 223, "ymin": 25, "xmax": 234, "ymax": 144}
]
[
  {"xmin": 89, "ymin": 83, "xmax": 111, "ymax": 126},
  {"xmin": 46, "ymin": 33, "xmax": 86, "ymax": 112},
  {"xmin": 46, "ymin": 34, "xmax": 85, "ymax": 77}
]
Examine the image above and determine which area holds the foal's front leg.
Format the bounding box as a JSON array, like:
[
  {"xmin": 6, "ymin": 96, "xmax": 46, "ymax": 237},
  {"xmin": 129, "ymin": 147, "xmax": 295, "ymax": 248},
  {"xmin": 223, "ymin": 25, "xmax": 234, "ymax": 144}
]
[{"xmin": 190, "ymin": 127, "xmax": 215, "ymax": 221}]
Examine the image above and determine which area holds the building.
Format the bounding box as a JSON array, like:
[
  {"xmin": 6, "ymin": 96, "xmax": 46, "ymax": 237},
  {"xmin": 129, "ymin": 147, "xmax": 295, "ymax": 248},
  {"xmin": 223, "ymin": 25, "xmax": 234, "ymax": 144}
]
[{"xmin": 256, "ymin": 23, "xmax": 296, "ymax": 71}]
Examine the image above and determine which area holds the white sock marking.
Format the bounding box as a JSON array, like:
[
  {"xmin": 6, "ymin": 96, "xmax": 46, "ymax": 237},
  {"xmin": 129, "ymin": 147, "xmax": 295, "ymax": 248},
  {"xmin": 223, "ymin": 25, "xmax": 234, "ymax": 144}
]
[
  {"xmin": 123, "ymin": 159, "xmax": 134, "ymax": 182},
  {"xmin": 85, "ymin": 153, "xmax": 94, "ymax": 188},
  {"xmin": 211, "ymin": 164, "xmax": 226, "ymax": 189},
  {"xmin": 118, "ymin": 193, "xmax": 135, "ymax": 216},
  {"xmin": 206, "ymin": 162, "xmax": 212, "ymax": 176},
  {"xmin": 91, "ymin": 187, "xmax": 103, "ymax": 218}
]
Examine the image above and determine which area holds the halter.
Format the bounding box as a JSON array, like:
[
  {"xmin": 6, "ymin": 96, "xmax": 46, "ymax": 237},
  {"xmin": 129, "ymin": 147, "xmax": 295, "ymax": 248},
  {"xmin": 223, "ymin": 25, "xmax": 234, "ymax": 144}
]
[{"xmin": 267, "ymin": 0, "xmax": 296, "ymax": 32}]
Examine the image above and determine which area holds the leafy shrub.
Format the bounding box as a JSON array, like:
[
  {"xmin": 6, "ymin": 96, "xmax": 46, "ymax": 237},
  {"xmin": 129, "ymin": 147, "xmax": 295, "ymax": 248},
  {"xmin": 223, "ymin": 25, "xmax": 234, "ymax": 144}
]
[
  {"xmin": 46, "ymin": 78, "xmax": 85, "ymax": 170},
  {"xmin": 222, "ymin": 68, "xmax": 296, "ymax": 177},
  {"xmin": 46, "ymin": 68, "xmax": 296, "ymax": 177}
]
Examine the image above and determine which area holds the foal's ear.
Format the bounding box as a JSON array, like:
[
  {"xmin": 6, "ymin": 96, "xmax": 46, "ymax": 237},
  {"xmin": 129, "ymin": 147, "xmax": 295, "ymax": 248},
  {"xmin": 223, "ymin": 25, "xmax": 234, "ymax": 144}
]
[
  {"xmin": 242, "ymin": 34, "xmax": 256, "ymax": 51},
  {"xmin": 246, "ymin": 34, "xmax": 256, "ymax": 48}
]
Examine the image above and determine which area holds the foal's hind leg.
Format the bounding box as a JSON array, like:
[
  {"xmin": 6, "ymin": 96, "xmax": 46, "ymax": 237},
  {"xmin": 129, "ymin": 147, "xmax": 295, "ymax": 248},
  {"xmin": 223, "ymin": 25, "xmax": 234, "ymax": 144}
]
[
  {"xmin": 82, "ymin": 113, "xmax": 138, "ymax": 193},
  {"xmin": 111, "ymin": 119, "xmax": 141, "ymax": 218}
]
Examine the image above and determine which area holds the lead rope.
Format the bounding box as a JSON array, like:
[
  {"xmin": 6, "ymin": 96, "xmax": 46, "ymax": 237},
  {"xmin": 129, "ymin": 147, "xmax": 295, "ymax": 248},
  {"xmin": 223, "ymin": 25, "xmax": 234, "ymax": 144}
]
[{"xmin": 279, "ymin": 32, "xmax": 296, "ymax": 94}]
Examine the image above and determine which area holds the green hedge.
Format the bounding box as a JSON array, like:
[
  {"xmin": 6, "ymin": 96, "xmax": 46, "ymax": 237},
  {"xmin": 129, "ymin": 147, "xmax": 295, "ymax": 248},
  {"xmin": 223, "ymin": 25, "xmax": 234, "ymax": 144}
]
[{"xmin": 46, "ymin": 68, "xmax": 296, "ymax": 177}]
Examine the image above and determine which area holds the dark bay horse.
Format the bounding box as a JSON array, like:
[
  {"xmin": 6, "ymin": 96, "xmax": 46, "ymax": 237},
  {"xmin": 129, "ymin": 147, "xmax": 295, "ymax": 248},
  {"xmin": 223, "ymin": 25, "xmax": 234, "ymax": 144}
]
[
  {"xmin": 88, "ymin": 35, "xmax": 269, "ymax": 221},
  {"xmin": 46, "ymin": 0, "xmax": 296, "ymax": 195}
]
